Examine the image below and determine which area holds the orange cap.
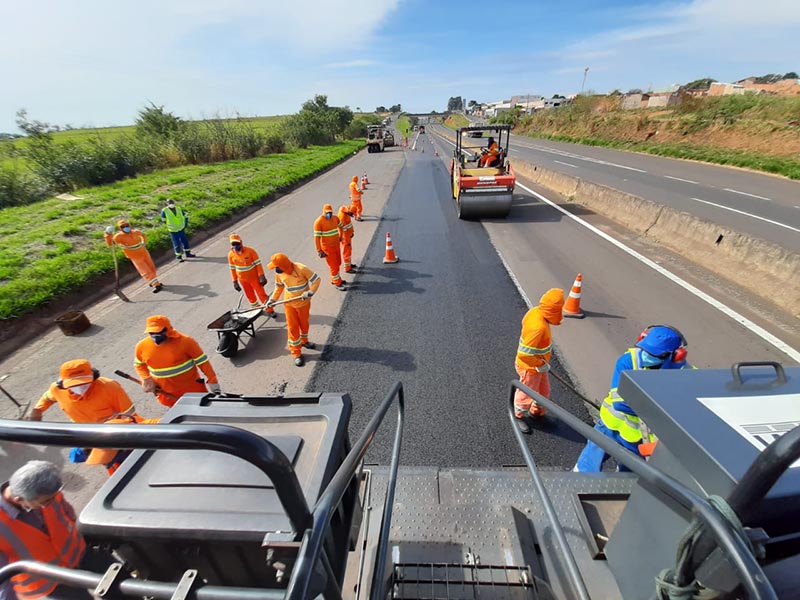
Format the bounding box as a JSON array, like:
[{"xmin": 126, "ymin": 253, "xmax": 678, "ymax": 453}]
[
  {"xmin": 352, "ymin": 175, "xmax": 358, "ymax": 182},
  {"xmin": 229, "ymin": 233, "xmax": 242, "ymax": 245},
  {"xmin": 117, "ymin": 220, "xmax": 130, "ymax": 229},
  {"xmin": 339, "ymin": 205, "xmax": 350, "ymax": 214},
  {"xmin": 323, "ymin": 203, "xmax": 333, "ymax": 213},
  {"xmin": 59, "ymin": 359, "xmax": 95, "ymax": 388},
  {"xmin": 267, "ymin": 253, "xmax": 293, "ymax": 271},
  {"xmin": 144, "ymin": 314, "xmax": 172, "ymax": 333}
]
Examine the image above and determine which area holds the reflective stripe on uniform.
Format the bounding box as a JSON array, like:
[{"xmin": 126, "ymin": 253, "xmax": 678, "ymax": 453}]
[
  {"xmin": 229, "ymin": 261, "xmax": 261, "ymax": 272},
  {"xmin": 517, "ymin": 338, "xmax": 551, "ymax": 356},
  {"xmin": 288, "ymin": 337, "xmax": 302, "ymax": 347},
  {"xmin": 314, "ymin": 229, "xmax": 339, "ymax": 238},
  {"xmin": 119, "ymin": 242, "xmax": 144, "ymax": 250},
  {"xmin": 286, "ymin": 282, "xmax": 309, "ymax": 293},
  {"xmin": 148, "ymin": 358, "xmax": 195, "ymax": 378}
]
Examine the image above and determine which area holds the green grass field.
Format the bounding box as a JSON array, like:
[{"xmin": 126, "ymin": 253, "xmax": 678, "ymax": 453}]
[
  {"xmin": 396, "ymin": 115, "xmax": 413, "ymax": 138},
  {"xmin": 0, "ymin": 140, "xmax": 362, "ymax": 320}
]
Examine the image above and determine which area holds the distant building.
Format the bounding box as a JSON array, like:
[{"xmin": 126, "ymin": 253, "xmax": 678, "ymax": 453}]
[
  {"xmin": 621, "ymin": 93, "xmax": 650, "ymax": 109},
  {"xmin": 708, "ymin": 82, "xmax": 746, "ymax": 96}
]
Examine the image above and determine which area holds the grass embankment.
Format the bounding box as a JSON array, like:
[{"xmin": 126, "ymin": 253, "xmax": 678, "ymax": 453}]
[
  {"xmin": 444, "ymin": 114, "xmax": 469, "ymax": 130},
  {"xmin": 517, "ymin": 94, "xmax": 800, "ymax": 179},
  {"xmin": 396, "ymin": 115, "xmax": 413, "ymax": 138},
  {"xmin": 0, "ymin": 140, "xmax": 362, "ymax": 320}
]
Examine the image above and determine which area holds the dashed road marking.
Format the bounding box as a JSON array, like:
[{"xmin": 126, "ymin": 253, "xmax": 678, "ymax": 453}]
[
  {"xmin": 554, "ymin": 160, "xmax": 578, "ymax": 168},
  {"xmin": 664, "ymin": 175, "xmax": 699, "ymax": 184},
  {"xmin": 723, "ymin": 188, "xmax": 772, "ymax": 202},
  {"xmin": 689, "ymin": 197, "xmax": 800, "ymax": 233}
]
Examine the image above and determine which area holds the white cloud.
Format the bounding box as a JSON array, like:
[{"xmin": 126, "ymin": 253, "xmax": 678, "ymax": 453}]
[{"xmin": 325, "ymin": 59, "xmax": 378, "ymax": 69}]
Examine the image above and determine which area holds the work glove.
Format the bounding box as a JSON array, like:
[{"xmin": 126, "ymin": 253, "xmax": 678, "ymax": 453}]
[
  {"xmin": 69, "ymin": 448, "xmax": 89, "ymax": 463},
  {"xmin": 104, "ymin": 226, "xmax": 114, "ymax": 235},
  {"xmin": 207, "ymin": 383, "xmax": 221, "ymax": 394},
  {"xmin": 301, "ymin": 290, "xmax": 314, "ymax": 300},
  {"xmin": 318, "ymin": 250, "xmax": 327, "ymax": 258},
  {"xmin": 258, "ymin": 274, "xmax": 267, "ymax": 286},
  {"xmin": 233, "ymin": 281, "xmax": 241, "ymax": 292},
  {"xmin": 534, "ymin": 363, "xmax": 550, "ymax": 373},
  {"xmin": 142, "ymin": 378, "xmax": 157, "ymax": 394},
  {"xmin": 266, "ymin": 299, "xmax": 276, "ymax": 308}
]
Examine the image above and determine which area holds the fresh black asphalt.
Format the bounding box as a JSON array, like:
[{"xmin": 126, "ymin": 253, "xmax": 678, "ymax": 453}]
[{"xmin": 307, "ymin": 139, "xmax": 590, "ymax": 469}]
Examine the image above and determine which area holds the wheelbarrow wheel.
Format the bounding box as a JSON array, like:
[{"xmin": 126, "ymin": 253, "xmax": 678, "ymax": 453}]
[{"xmin": 217, "ymin": 332, "xmax": 239, "ymax": 358}]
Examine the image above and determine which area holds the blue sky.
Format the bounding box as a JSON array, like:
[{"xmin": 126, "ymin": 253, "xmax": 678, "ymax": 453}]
[{"xmin": 1, "ymin": 0, "xmax": 798, "ymax": 131}]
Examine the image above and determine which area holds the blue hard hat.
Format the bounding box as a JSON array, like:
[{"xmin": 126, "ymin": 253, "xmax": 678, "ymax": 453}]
[{"xmin": 636, "ymin": 326, "xmax": 681, "ymax": 357}]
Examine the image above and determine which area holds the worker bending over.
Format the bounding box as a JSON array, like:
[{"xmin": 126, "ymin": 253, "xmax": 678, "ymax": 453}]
[
  {"xmin": 227, "ymin": 233, "xmax": 274, "ymax": 316},
  {"xmin": 513, "ymin": 289, "xmax": 565, "ymax": 434},
  {"xmin": 314, "ymin": 203, "xmax": 346, "ymax": 290},
  {"xmin": 348, "ymin": 175, "xmax": 364, "ymax": 221},
  {"xmin": 266, "ymin": 253, "xmax": 321, "ymax": 367},
  {"xmin": 104, "ymin": 220, "xmax": 163, "ymax": 293},
  {"xmin": 478, "ymin": 136, "xmax": 500, "ymax": 167},
  {"xmin": 338, "ymin": 204, "xmax": 357, "ymax": 273},
  {"xmin": 574, "ymin": 325, "xmax": 693, "ymax": 472},
  {"xmin": 135, "ymin": 315, "xmax": 220, "ymax": 407}
]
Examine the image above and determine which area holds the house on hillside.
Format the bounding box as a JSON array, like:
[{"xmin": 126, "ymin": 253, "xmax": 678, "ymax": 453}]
[
  {"xmin": 646, "ymin": 91, "xmax": 682, "ymax": 108},
  {"xmin": 708, "ymin": 82, "xmax": 746, "ymax": 96},
  {"xmin": 735, "ymin": 78, "xmax": 800, "ymax": 96},
  {"xmin": 621, "ymin": 93, "xmax": 650, "ymax": 109}
]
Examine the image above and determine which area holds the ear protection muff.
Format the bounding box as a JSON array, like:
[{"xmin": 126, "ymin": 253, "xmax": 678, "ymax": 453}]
[
  {"xmin": 56, "ymin": 368, "xmax": 100, "ymax": 389},
  {"xmin": 636, "ymin": 325, "xmax": 688, "ymax": 363}
]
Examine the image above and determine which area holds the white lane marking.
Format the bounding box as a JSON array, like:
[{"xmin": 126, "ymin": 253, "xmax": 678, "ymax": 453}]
[
  {"xmin": 554, "ymin": 160, "xmax": 579, "ymax": 169},
  {"xmin": 723, "ymin": 188, "xmax": 772, "ymax": 202},
  {"xmin": 664, "ymin": 175, "xmax": 699, "ymax": 185},
  {"xmin": 494, "ymin": 244, "xmax": 533, "ymax": 309},
  {"xmin": 515, "ymin": 182, "xmax": 800, "ymax": 362},
  {"xmin": 528, "ymin": 144, "xmax": 648, "ymax": 173},
  {"xmin": 689, "ymin": 197, "xmax": 800, "ymax": 234}
]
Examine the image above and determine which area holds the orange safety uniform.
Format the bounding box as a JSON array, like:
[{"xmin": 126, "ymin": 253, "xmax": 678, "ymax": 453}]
[
  {"xmin": 267, "ymin": 254, "xmax": 321, "ymax": 358},
  {"xmin": 338, "ymin": 205, "xmax": 355, "ymax": 273},
  {"xmin": 514, "ymin": 289, "xmax": 564, "ymax": 418},
  {"xmin": 348, "ymin": 176, "xmax": 364, "ymax": 220},
  {"xmin": 0, "ymin": 490, "xmax": 86, "ymax": 600},
  {"xmin": 314, "ymin": 204, "xmax": 343, "ymax": 286},
  {"xmin": 104, "ymin": 221, "xmax": 161, "ymax": 289},
  {"xmin": 228, "ymin": 237, "xmax": 269, "ymax": 308},
  {"xmin": 479, "ymin": 141, "xmax": 500, "ymax": 167},
  {"xmin": 35, "ymin": 378, "xmax": 136, "ymax": 424},
  {"xmin": 135, "ymin": 315, "xmax": 218, "ymax": 407}
]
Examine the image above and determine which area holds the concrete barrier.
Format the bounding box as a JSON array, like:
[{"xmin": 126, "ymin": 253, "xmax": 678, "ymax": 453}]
[{"xmin": 432, "ymin": 126, "xmax": 800, "ymax": 315}]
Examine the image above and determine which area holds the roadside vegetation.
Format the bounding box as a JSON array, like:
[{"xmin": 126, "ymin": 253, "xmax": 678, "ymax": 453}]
[
  {"xmin": 0, "ymin": 140, "xmax": 363, "ymax": 320},
  {"xmin": 515, "ymin": 94, "xmax": 800, "ymax": 179},
  {"xmin": 444, "ymin": 114, "xmax": 469, "ymax": 130},
  {"xmin": 396, "ymin": 115, "xmax": 414, "ymax": 137}
]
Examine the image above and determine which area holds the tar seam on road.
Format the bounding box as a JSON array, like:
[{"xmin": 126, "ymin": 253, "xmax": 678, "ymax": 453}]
[
  {"xmin": 689, "ymin": 197, "xmax": 800, "ymax": 234},
  {"xmin": 512, "ymin": 181, "xmax": 800, "ymax": 362}
]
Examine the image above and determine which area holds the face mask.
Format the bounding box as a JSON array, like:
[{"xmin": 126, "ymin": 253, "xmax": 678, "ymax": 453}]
[
  {"xmin": 68, "ymin": 383, "xmax": 91, "ymax": 397},
  {"xmin": 167, "ymin": 202, "xmax": 175, "ymax": 208},
  {"xmin": 325, "ymin": 212, "xmax": 333, "ymax": 219},
  {"xmin": 122, "ymin": 227, "xmax": 131, "ymax": 233},
  {"xmin": 640, "ymin": 350, "xmax": 665, "ymax": 369},
  {"xmin": 150, "ymin": 332, "xmax": 168, "ymax": 345},
  {"xmin": 274, "ymin": 267, "xmax": 283, "ymax": 274},
  {"xmin": 232, "ymin": 244, "xmax": 242, "ymax": 253}
]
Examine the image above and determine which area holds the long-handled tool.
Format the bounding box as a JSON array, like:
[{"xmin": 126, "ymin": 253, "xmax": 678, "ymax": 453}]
[
  {"xmin": 114, "ymin": 370, "xmax": 178, "ymax": 403},
  {"xmin": 0, "ymin": 374, "xmax": 31, "ymax": 419},
  {"xmin": 242, "ymin": 295, "xmax": 305, "ymax": 313},
  {"xmin": 110, "ymin": 244, "xmax": 131, "ymax": 303},
  {"xmin": 548, "ymin": 370, "xmax": 601, "ymax": 410}
]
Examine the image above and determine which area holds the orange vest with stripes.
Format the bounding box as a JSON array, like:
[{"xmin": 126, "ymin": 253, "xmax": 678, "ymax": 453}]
[{"xmin": 0, "ymin": 493, "xmax": 86, "ymax": 599}]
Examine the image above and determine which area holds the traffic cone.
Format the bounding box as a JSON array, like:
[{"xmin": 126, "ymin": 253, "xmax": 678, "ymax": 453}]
[
  {"xmin": 361, "ymin": 175, "xmax": 367, "ymax": 189},
  {"xmin": 382, "ymin": 232, "xmax": 399, "ymax": 264},
  {"xmin": 363, "ymin": 171, "xmax": 369, "ymax": 185},
  {"xmin": 563, "ymin": 274, "xmax": 585, "ymax": 318}
]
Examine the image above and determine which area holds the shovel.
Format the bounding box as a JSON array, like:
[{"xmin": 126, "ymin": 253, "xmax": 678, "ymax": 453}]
[
  {"xmin": 114, "ymin": 370, "xmax": 178, "ymax": 403},
  {"xmin": 110, "ymin": 244, "xmax": 131, "ymax": 302}
]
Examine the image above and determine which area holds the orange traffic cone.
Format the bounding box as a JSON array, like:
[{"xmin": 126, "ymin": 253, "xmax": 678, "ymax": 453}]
[
  {"xmin": 363, "ymin": 171, "xmax": 369, "ymax": 185},
  {"xmin": 563, "ymin": 274, "xmax": 585, "ymax": 318},
  {"xmin": 361, "ymin": 175, "xmax": 367, "ymax": 189},
  {"xmin": 382, "ymin": 232, "xmax": 399, "ymax": 264}
]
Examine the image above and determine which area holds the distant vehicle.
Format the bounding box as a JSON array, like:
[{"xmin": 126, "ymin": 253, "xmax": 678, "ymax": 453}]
[
  {"xmin": 419, "ymin": 125, "xmax": 426, "ymax": 134},
  {"xmin": 383, "ymin": 130, "xmax": 395, "ymax": 147},
  {"xmin": 366, "ymin": 125, "xmax": 385, "ymax": 153},
  {"xmin": 413, "ymin": 125, "xmax": 418, "ymax": 132}
]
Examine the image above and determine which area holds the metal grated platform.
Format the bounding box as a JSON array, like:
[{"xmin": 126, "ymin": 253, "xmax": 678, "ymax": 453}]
[{"xmin": 392, "ymin": 563, "xmax": 535, "ymax": 600}]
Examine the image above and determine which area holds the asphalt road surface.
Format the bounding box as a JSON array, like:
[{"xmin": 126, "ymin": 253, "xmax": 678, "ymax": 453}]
[{"xmin": 432, "ymin": 123, "xmax": 800, "ymax": 253}]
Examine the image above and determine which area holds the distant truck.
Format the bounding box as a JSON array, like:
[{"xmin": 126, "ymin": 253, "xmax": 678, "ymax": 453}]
[
  {"xmin": 419, "ymin": 125, "xmax": 426, "ymax": 134},
  {"xmin": 383, "ymin": 130, "xmax": 395, "ymax": 147},
  {"xmin": 366, "ymin": 126, "xmax": 385, "ymax": 153}
]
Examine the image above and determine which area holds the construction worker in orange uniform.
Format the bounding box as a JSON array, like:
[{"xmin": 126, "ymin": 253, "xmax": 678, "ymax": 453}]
[
  {"xmin": 478, "ymin": 136, "xmax": 500, "ymax": 167},
  {"xmin": 0, "ymin": 461, "xmax": 115, "ymax": 600},
  {"xmin": 134, "ymin": 315, "xmax": 220, "ymax": 407},
  {"xmin": 338, "ymin": 204, "xmax": 357, "ymax": 273},
  {"xmin": 513, "ymin": 288, "xmax": 565, "ymax": 434},
  {"xmin": 227, "ymin": 234, "xmax": 275, "ymax": 317},
  {"xmin": 314, "ymin": 203, "xmax": 346, "ymax": 290},
  {"xmin": 348, "ymin": 175, "xmax": 364, "ymax": 221},
  {"xmin": 104, "ymin": 220, "xmax": 163, "ymax": 293},
  {"xmin": 266, "ymin": 253, "xmax": 321, "ymax": 367}
]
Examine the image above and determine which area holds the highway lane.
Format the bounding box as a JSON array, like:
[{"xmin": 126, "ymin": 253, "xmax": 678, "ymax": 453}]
[{"xmin": 432, "ymin": 123, "xmax": 800, "ymax": 252}]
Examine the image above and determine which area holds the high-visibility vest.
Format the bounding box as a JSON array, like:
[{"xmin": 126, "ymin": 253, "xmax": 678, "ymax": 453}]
[
  {"xmin": 0, "ymin": 493, "xmax": 86, "ymax": 600},
  {"xmin": 599, "ymin": 349, "xmax": 651, "ymax": 444},
  {"xmin": 163, "ymin": 207, "xmax": 187, "ymax": 232}
]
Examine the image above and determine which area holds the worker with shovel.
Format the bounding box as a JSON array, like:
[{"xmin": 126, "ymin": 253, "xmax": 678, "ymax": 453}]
[
  {"xmin": 266, "ymin": 253, "xmax": 321, "ymax": 367},
  {"xmin": 134, "ymin": 315, "xmax": 220, "ymax": 407},
  {"xmin": 227, "ymin": 233, "xmax": 275, "ymax": 317},
  {"xmin": 104, "ymin": 219, "xmax": 163, "ymax": 293}
]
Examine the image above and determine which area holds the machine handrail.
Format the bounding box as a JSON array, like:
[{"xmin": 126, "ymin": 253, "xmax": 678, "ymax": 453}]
[
  {"xmin": 508, "ymin": 380, "xmax": 777, "ymax": 600},
  {"xmin": 285, "ymin": 381, "xmax": 405, "ymax": 600},
  {"xmin": 0, "ymin": 561, "xmax": 284, "ymax": 600},
  {"xmin": 0, "ymin": 420, "xmax": 311, "ymax": 535}
]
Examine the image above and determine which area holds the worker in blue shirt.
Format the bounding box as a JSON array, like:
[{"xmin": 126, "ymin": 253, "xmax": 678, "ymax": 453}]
[
  {"xmin": 160, "ymin": 199, "xmax": 195, "ymax": 262},
  {"xmin": 574, "ymin": 325, "xmax": 693, "ymax": 472}
]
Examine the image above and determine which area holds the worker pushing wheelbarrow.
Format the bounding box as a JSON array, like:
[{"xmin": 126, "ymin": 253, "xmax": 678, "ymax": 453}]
[{"xmin": 208, "ymin": 294, "xmax": 293, "ymax": 359}]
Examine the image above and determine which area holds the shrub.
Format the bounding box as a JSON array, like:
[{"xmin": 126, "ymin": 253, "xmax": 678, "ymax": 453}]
[{"xmin": 0, "ymin": 164, "xmax": 51, "ymax": 208}]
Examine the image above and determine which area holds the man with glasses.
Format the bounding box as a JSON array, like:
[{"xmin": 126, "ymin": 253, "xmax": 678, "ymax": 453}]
[
  {"xmin": 573, "ymin": 325, "xmax": 693, "ymax": 472},
  {"xmin": 0, "ymin": 461, "xmax": 112, "ymax": 600}
]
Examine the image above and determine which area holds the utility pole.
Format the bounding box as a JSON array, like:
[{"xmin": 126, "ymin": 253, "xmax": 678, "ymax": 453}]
[{"xmin": 581, "ymin": 67, "xmax": 589, "ymax": 94}]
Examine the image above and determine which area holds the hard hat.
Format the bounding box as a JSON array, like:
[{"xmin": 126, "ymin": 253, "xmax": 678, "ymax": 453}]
[
  {"xmin": 229, "ymin": 233, "xmax": 242, "ymax": 245},
  {"xmin": 144, "ymin": 315, "xmax": 172, "ymax": 333},
  {"xmin": 59, "ymin": 359, "xmax": 95, "ymax": 388}
]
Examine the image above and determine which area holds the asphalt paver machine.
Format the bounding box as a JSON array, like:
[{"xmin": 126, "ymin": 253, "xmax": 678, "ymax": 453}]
[{"xmin": 1, "ymin": 362, "xmax": 799, "ymax": 599}]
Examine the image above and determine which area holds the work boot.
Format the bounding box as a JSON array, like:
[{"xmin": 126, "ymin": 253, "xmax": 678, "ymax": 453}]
[
  {"xmin": 152, "ymin": 283, "xmax": 163, "ymax": 294},
  {"xmin": 294, "ymin": 356, "xmax": 305, "ymax": 367},
  {"xmin": 515, "ymin": 417, "xmax": 532, "ymax": 434},
  {"xmin": 335, "ymin": 281, "xmax": 347, "ymax": 291},
  {"xmin": 177, "ymin": 256, "xmax": 184, "ymax": 262},
  {"xmin": 303, "ymin": 341, "xmax": 316, "ymax": 349},
  {"xmin": 185, "ymin": 251, "xmax": 196, "ymax": 258}
]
